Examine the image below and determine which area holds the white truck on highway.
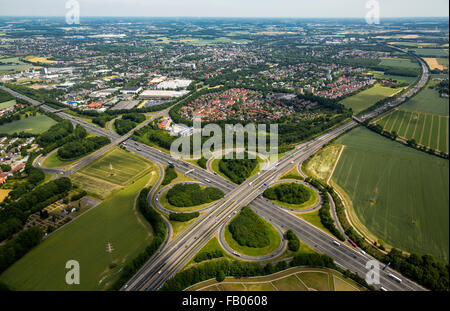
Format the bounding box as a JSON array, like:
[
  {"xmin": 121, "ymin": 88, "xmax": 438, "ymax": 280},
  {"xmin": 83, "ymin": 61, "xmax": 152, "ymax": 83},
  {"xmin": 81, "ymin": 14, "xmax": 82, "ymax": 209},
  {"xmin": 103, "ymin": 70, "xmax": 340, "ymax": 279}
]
[{"xmin": 388, "ymin": 273, "xmax": 402, "ymax": 283}]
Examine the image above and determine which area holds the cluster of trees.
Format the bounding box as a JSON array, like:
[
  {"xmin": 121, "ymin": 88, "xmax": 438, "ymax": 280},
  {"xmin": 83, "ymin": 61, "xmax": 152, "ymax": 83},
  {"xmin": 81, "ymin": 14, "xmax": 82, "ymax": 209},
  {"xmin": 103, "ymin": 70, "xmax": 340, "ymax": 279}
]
[
  {"xmin": 70, "ymin": 190, "xmax": 87, "ymax": 202},
  {"xmin": 114, "ymin": 113, "xmax": 145, "ymax": 135},
  {"xmin": 57, "ymin": 136, "xmax": 110, "ymax": 160},
  {"xmin": 431, "ymin": 79, "xmax": 449, "ymax": 96},
  {"xmin": 318, "ymin": 192, "xmax": 346, "ymax": 241},
  {"xmin": 263, "ymin": 183, "xmax": 311, "ymax": 205},
  {"xmin": 193, "ymin": 250, "xmax": 224, "ymax": 263},
  {"xmin": 36, "ymin": 120, "xmax": 74, "ymax": 152},
  {"xmin": 229, "ymin": 207, "xmax": 270, "ymax": 248},
  {"xmin": 110, "ymin": 188, "xmax": 166, "ymax": 290},
  {"xmin": 161, "ymin": 252, "xmax": 372, "ymax": 291},
  {"xmin": 219, "ymin": 153, "xmax": 258, "ymax": 184},
  {"xmin": 285, "ymin": 229, "xmax": 300, "ymax": 252},
  {"xmin": 37, "ymin": 121, "xmax": 110, "ymax": 160},
  {"xmin": 0, "ymin": 177, "xmax": 72, "ymax": 243},
  {"xmin": 169, "ymin": 212, "xmax": 199, "ymax": 222},
  {"xmin": 92, "ymin": 115, "xmax": 114, "ymax": 128},
  {"xmin": 167, "ymin": 183, "xmax": 224, "ymax": 207},
  {"xmin": 278, "ymin": 112, "xmax": 352, "ymax": 146},
  {"xmin": 0, "ymin": 226, "xmax": 43, "ymax": 275},
  {"xmin": 161, "ymin": 164, "xmax": 177, "ymax": 186},
  {"xmin": 386, "ymin": 249, "xmax": 449, "ymax": 291},
  {"xmin": 133, "ymin": 125, "xmax": 177, "ymax": 151},
  {"xmin": 0, "ymin": 89, "xmax": 14, "ymax": 102},
  {"xmin": 197, "ymin": 157, "xmax": 207, "ymax": 169},
  {"xmin": 4, "ymin": 84, "xmax": 65, "ymax": 108}
]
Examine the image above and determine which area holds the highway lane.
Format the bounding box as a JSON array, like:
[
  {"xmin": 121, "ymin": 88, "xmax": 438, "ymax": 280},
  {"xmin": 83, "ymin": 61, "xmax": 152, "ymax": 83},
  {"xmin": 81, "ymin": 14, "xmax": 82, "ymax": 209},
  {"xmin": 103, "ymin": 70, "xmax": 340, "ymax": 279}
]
[{"xmin": 125, "ymin": 121, "xmax": 368, "ymax": 290}]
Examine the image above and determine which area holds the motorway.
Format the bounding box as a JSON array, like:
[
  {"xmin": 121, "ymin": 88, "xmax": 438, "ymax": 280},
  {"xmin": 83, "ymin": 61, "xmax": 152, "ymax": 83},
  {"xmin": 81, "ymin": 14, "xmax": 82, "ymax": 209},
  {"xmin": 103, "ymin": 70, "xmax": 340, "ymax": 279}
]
[{"xmin": 0, "ymin": 54, "xmax": 430, "ymax": 292}]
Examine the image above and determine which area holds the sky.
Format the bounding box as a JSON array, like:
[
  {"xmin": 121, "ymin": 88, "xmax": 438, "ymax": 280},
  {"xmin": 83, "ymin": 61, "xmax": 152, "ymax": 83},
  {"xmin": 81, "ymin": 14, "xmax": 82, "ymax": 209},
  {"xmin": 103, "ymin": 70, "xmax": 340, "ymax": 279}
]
[{"xmin": 0, "ymin": 0, "xmax": 448, "ymax": 18}]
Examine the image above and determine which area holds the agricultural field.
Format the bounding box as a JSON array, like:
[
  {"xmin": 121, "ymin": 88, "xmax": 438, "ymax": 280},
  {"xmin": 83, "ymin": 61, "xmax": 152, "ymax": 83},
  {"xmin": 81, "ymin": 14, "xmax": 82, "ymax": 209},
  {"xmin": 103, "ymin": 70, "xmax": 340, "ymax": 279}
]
[
  {"xmin": 0, "ymin": 114, "xmax": 57, "ymax": 134},
  {"xmin": 0, "ymin": 56, "xmax": 33, "ymax": 72},
  {"xmin": 373, "ymin": 80, "xmax": 450, "ymax": 154},
  {"xmin": 331, "ymin": 127, "xmax": 449, "ymax": 261},
  {"xmin": 375, "ymin": 109, "xmax": 448, "ymax": 154},
  {"xmin": 0, "ymin": 99, "xmax": 16, "ymax": 109},
  {"xmin": 70, "ymin": 147, "xmax": 155, "ymax": 199},
  {"xmin": 374, "ymin": 73, "xmax": 418, "ymax": 85},
  {"xmin": 379, "ymin": 57, "xmax": 421, "ymax": 69},
  {"xmin": 23, "ymin": 55, "xmax": 60, "ymax": 64},
  {"xmin": 0, "ymin": 171, "xmax": 158, "ymax": 291},
  {"xmin": 400, "ymin": 83, "xmax": 449, "ymax": 115},
  {"xmin": 412, "ymin": 48, "xmax": 449, "ymax": 57},
  {"xmin": 186, "ymin": 267, "xmax": 364, "ymax": 291},
  {"xmin": 424, "ymin": 58, "xmax": 446, "ymax": 70},
  {"xmin": 339, "ymin": 84, "xmax": 405, "ymax": 114}
]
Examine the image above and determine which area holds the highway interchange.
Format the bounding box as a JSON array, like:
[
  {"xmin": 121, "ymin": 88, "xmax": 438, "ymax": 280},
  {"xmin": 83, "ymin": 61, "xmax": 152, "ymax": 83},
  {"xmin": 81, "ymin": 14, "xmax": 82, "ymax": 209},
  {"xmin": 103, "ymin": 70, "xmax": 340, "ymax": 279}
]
[{"xmin": 0, "ymin": 52, "xmax": 430, "ymax": 292}]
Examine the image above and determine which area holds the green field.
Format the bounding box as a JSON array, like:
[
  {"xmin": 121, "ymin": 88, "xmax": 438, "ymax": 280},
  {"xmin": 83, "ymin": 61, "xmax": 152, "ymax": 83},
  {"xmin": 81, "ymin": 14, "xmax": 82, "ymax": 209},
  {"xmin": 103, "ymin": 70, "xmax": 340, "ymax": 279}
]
[
  {"xmin": 379, "ymin": 58, "xmax": 420, "ymax": 69},
  {"xmin": 332, "ymin": 127, "xmax": 449, "ymax": 261},
  {"xmin": 0, "ymin": 171, "xmax": 157, "ymax": 290},
  {"xmin": 0, "ymin": 99, "xmax": 16, "ymax": 109},
  {"xmin": 412, "ymin": 48, "xmax": 449, "ymax": 57},
  {"xmin": 77, "ymin": 148, "xmax": 152, "ymax": 186},
  {"xmin": 0, "ymin": 56, "xmax": 33, "ymax": 72},
  {"xmin": 400, "ymin": 85, "xmax": 449, "ymax": 115},
  {"xmin": 186, "ymin": 267, "xmax": 364, "ymax": 291},
  {"xmin": 376, "ymin": 109, "xmax": 448, "ymax": 153},
  {"xmin": 0, "ymin": 114, "xmax": 57, "ymax": 134},
  {"xmin": 339, "ymin": 84, "xmax": 404, "ymax": 114},
  {"xmin": 70, "ymin": 147, "xmax": 154, "ymax": 199},
  {"xmin": 374, "ymin": 73, "xmax": 418, "ymax": 85}
]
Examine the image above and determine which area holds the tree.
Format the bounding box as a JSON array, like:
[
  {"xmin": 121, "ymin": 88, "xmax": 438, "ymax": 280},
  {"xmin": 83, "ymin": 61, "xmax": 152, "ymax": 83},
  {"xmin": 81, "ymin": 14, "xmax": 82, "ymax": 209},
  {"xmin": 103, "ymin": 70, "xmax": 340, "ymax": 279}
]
[{"xmin": 216, "ymin": 270, "xmax": 226, "ymax": 282}]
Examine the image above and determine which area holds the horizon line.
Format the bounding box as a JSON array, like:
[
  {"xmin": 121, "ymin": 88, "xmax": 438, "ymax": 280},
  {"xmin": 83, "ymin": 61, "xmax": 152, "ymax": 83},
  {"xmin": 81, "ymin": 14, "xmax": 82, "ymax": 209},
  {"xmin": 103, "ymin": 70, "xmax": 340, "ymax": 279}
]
[{"xmin": 0, "ymin": 15, "xmax": 448, "ymax": 19}]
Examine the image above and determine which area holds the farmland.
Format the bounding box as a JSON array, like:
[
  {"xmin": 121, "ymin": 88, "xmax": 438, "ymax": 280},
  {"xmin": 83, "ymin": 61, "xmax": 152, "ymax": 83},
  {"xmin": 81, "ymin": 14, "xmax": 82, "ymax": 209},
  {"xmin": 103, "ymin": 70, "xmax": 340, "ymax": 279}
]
[
  {"xmin": 412, "ymin": 48, "xmax": 449, "ymax": 57},
  {"xmin": 379, "ymin": 57, "xmax": 420, "ymax": 69},
  {"xmin": 0, "ymin": 114, "xmax": 57, "ymax": 134},
  {"xmin": 424, "ymin": 58, "xmax": 446, "ymax": 70},
  {"xmin": 375, "ymin": 109, "xmax": 448, "ymax": 154},
  {"xmin": 374, "ymin": 81, "xmax": 449, "ymax": 154},
  {"xmin": 0, "ymin": 56, "xmax": 33, "ymax": 72},
  {"xmin": 70, "ymin": 147, "xmax": 155, "ymax": 199},
  {"xmin": 0, "ymin": 170, "xmax": 158, "ymax": 291},
  {"xmin": 401, "ymin": 84, "xmax": 449, "ymax": 115},
  {"xmin": 331, "ymin": 127, "xmax": 449, "ymax": 261},
  {"xmin": 186, "ymin": 267, "xmax": 364, "ymax": 291},
  {"xmin": 339, "ymin": 84, "xmax": 405, "ymax": 114}
]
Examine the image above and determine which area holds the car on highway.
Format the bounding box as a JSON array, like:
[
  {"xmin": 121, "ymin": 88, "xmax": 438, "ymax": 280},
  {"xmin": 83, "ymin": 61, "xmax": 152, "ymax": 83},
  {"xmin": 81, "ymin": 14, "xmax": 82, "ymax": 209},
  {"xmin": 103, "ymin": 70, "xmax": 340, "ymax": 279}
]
[
  {"xmin": 137, "ymin": 148, "xmax": 142, "ymax": 151},
  {"xmin": 332, "ymin": 241, "xmax": 341, "ymax": 246}
]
